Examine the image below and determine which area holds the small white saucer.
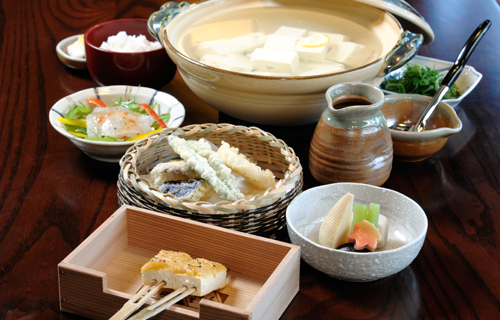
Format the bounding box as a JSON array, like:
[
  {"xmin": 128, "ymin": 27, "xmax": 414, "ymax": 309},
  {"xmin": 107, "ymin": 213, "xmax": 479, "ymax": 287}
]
[{"xmin": 56, "ymin": 34, "xmax": 86, "ymax": 70}]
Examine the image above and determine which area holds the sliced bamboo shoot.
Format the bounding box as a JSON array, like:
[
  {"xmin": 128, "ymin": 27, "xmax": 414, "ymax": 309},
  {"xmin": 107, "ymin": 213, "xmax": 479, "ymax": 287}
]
[{"xmin": 318, "ymin": 193, "xmax": 354, "ymax": 249}]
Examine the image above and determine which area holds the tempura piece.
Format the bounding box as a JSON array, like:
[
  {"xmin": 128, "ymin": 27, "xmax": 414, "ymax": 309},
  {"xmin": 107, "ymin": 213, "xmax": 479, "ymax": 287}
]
[
  {"xmin": 150, "ymin": 159, "xmax": 199, "ymax": 186},
  {"xmin": 157, "ymin": 179, "xmax": 214, "ymax": 201},
  {"xmin": 185, "ymin": 139, "xmax": 243, "ymax": 198},
  {"xmin": 217, "ymin": 141, "xmax": 276, "ymax": 189},
  {"xmin": 168, "ymin": 136, "xmax": 244, "ymax": 201}
]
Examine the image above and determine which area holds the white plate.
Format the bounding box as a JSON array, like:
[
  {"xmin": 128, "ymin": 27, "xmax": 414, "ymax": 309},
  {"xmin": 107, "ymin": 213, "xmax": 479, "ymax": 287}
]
[
  {"xmin": 381, "ymin": 55, "xmax": 483, "ymax": 108},
  {"xmin": 49, "ymin": 86, "xmax": 185, "ymax": 163},
  {"xmin": 56, "ymin": 34, "xmax": 87, "ymax": 70}
]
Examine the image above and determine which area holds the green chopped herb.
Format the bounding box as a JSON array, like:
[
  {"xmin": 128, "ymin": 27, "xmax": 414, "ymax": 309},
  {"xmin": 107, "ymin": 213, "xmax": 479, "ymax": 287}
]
[
  {"xmin": 84, "ymin": 135, "xmax": 125, "ymax": 142},
  {"xmin": 382, "ymin": 63, "xmax": 461, "ymax": 99},
  {"xmin": 65, "ymin": 102, "xmax": 93, "ymax": 120}
]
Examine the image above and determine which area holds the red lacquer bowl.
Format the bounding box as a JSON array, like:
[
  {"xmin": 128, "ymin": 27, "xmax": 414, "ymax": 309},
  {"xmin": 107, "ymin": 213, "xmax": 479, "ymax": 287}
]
[{"xmin": 85, "ymin": 19, "xmax": 176, "ymax": 89}]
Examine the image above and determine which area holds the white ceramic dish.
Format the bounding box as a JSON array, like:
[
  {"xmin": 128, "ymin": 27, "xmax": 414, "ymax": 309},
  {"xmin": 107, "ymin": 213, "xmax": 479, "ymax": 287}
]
[
  {"xmin": 286, "ymin": 182, "xmax": 427, "ymax": 282},
  {"xmin": 149, "ymin": 0, "xmax": 424, "ymax": 125},
  {"xmin": 56, "ymin": 34, "xmax": 86, "ymax": 70},
  {"xmin": 381, "ymin": 55, "xmax": 483, "ymax": 107},
  {"xmin": 49, "ymin": 85, "xmax": 185, "ymax": 163}
]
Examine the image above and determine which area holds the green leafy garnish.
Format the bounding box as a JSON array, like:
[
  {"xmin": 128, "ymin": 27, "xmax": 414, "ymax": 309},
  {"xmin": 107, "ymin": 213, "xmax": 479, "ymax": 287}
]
[
  {"xmin": 382, "ymin": 63, "xmax": 461, "ymax": 99},
  {"xmin": 65, "ymin": 102, "xmax": 93, "ymax": 120},
  {"xmin": 84, "ymin": 135, "xmax": 125, "ymax": 142},
  {"xmin": 63, "ymin": 102, "xmax": 92, "ymax": 134},
  {"xmin": 114, "ymin": 97, "xmax": 147, "ymax": 114},
  {"xmin": 152, "ymin": 111, "xmax": 171, "ymax": 129}
]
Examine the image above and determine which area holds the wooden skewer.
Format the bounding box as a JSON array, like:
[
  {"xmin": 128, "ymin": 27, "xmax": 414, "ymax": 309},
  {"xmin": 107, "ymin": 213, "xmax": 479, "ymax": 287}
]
[
  {"xmin": 109, "ymin": 281, "xmax": 165, "ymax": 320},
  {"xmin": 127, "ymin": 286, "xmax": 197, "ymax": 320}
]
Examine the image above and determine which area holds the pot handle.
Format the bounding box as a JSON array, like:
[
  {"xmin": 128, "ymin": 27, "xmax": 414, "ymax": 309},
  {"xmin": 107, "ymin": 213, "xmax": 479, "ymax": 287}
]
[
  {"xmin": 376, "ymin": 30, "xmax": 423, "ymax": 78},
  {"xmin": 148, "ymin": 1, "xmax": 191, "ymax": 41}
]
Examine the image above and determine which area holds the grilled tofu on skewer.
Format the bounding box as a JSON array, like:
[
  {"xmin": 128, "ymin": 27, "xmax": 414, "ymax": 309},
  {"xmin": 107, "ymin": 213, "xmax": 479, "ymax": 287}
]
[{"xmin": 141, "ymin": 249, "xmax": 227, "ymax": 297}]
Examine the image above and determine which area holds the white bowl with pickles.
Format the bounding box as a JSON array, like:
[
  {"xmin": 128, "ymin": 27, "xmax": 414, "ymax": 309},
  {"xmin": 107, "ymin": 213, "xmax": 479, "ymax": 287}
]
[
  {"xmin": 381, "ymin": 55, "xmax": 483, "ymax": 108},
  {"xmin": 49, "ymin": 85, "xmax": 185, "ymax": 163},
  {"xmin": 286, "ymin": 182, "xmax": 428, "ymax": 282}
]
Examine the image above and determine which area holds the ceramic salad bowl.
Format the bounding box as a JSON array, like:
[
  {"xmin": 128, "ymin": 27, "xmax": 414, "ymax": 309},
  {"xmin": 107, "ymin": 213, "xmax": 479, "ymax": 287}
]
[{"xmin": 49, "ymin": 85, "xmax": 185, "ymax": 163}]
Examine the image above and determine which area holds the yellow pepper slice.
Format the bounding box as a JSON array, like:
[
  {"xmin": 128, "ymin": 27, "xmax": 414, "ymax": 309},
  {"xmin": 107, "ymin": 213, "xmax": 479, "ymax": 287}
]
[
  {"xmin": 67, "ymin": 131, "xmax": 86, "ymax": 138},
  {"xmin": 57, "ymin": 117, "xmax": 87, "ymax": 127},
  {"xmin": 125, "ymin": 128, "xmax": 163, "ymax": 141}
]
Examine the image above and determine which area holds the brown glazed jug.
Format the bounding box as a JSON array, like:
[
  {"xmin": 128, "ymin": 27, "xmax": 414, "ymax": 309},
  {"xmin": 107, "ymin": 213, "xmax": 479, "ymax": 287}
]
[{"xmin": 309, "ymin": 82, "xmax": 393, "ymax": 186}]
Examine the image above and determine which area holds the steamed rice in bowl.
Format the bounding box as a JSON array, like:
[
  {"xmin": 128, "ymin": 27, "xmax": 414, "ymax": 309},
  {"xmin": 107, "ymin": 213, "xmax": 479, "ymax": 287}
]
[
  {"xmin": 100, "ymin": 31, "xmax": 162, "ymax": 52},
  {"xmin": 84, "ymin": 18, "xmax": 177, "ymax": 88}
]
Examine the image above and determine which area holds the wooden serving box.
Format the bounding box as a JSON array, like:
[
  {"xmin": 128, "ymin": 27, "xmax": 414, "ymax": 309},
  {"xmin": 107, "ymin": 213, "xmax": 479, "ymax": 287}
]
[{"xmin": 58, "ymin": 205, "xmax": 300, "ymax": 320}]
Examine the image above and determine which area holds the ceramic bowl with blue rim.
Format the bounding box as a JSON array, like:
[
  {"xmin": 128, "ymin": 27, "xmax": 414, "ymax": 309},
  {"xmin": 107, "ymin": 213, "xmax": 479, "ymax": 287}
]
[{"xmin": 49, "ymin": 85, "xmax": 185, "ymax": 163}]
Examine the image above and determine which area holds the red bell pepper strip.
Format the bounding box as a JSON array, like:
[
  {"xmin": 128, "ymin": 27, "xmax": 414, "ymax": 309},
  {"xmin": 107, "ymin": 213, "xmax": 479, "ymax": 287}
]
[
  {"xmin": 140, "ymin": 103, "xmax": 167, "ymax": 128},
  {"xmin": 88, "ymin": 97, "xmax": 106, "ymax": 108}
]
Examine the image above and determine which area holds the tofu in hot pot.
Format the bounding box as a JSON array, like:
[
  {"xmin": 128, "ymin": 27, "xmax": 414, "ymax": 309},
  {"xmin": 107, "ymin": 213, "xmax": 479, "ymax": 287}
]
[
  {"xmin": 250, "ymin": 48, "xmax": 300, "ymax": 74},
  {"xmin": 194, "ymin": 39, "xmax": 245, "ymax": 59},
  {"xmin": 231, "ymin": 32, "xmax": 266, "ymax": 53},
  {"xmin": 326, "ymin": 42, "xmax": 375, "ymax": 67}
]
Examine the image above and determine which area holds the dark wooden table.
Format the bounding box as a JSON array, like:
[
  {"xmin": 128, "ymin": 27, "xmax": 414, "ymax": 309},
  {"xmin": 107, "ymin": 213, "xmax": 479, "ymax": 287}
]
[{"xmin": 1, "ymin": 0, "xmax": 500, "ymax": 319}]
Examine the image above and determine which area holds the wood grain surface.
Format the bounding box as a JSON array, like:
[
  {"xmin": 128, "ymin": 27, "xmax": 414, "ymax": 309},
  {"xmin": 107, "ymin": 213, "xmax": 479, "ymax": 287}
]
[{"xmin": 1, "ymin": 0, "xmax": 500, "ymax": 319}]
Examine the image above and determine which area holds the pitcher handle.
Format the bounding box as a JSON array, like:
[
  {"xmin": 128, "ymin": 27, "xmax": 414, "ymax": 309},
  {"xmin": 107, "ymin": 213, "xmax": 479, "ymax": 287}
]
[
  {"xmin": 148, "ymin": 1, "xmax": 191, "ymax": 41},
  {"xmin": 376, "ymin": 30, "xmax": 423, "ymax": 78}
]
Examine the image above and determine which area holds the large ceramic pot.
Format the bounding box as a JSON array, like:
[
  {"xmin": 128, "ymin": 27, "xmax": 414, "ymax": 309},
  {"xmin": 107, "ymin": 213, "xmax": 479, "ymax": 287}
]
[{"xmin": 149, "ymin": 0, "xmax": 428, "ymax": 125}]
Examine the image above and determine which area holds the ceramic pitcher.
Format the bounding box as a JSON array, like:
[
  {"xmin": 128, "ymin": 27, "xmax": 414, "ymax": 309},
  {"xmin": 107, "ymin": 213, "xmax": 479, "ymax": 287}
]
[{"xmin": 309, "ymin": 82, "xmax": 393, "ymax": 186}]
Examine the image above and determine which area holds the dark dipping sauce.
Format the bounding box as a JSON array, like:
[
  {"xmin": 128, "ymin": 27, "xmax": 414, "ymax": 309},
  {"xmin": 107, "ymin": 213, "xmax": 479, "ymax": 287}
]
[
  {"xmin": 381, "ymin": 100, "xmax": 453, "ymax": 130},
  {"xmin": 331, "ymin": 94, "xmax": 372, "ymax": 109}
]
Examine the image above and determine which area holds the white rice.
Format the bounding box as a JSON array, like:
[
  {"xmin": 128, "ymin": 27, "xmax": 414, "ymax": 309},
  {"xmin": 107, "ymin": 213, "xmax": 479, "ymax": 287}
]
[{"xmin": 100, "ymin": 31, "xmax": 161, "ymax": 53}]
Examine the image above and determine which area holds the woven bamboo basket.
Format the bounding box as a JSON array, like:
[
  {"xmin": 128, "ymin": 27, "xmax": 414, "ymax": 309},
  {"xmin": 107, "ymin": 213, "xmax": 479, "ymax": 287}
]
[{"xmin": 118, "ymin": 123, "xmax": 303, "ymax": 238}]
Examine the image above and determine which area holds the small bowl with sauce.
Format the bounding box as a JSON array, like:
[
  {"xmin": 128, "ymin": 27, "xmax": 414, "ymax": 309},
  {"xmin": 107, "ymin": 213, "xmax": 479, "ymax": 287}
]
[
  {"xmin": 381, "ymin": 94, "xmax": 462, "ymax": 162},
  {"xmin": 56, "ymin": 34, "xmax": 87, "ymax": 70}
]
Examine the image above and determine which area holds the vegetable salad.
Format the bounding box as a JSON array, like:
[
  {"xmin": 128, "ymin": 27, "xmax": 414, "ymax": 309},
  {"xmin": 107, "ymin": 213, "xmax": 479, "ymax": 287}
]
[{"xmin": 57, "ymin": 96, "xmax": 170, "ymax": 142}]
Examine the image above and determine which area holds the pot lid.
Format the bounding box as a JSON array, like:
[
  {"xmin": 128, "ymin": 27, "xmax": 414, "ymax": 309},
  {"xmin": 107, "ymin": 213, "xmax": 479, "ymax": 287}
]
[{"xmin": 352, "ymin": 0, "xmax": 434, "ymax": 44}]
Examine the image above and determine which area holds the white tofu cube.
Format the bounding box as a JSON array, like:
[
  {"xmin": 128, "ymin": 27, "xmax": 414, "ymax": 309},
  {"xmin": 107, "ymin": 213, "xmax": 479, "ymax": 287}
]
[
  {"xmin": 293, "ymin": 41, "xmax": 329, "ymax": 62},
  {"xmin": 227, "ymin": 53, "xmax": 252, "ymax": 66},
  {"xmin": 230, "ymin": 32, "xmax": 267, "ymax": 53},
  {"xmin": 326, "ymin": 42, "xmax": 375, "ymax": 67},
  {"xmin": 308, "ymin": 31, "xmax": 350, "ymax": 47},
  {"xmin": 273, "ymin": 26, "xmax": 308, "ymax": 38},
  {"xmin": 250, "ymin": 48, "xmax": 300, "ymax": 74},
  {"xmin": 200, "ymin": 54, "xmax": 253, "ymax": 73},
  {"xmin": 297, "ymin": 61, "xmax": 345, "ymax": 76},
  {"xmin": 263, "ymin": 34, "xmax": 298, "ymax": 51},
  {"xmin": 194, "ymin": 39, "xmax": 245, "ymax": 59}
]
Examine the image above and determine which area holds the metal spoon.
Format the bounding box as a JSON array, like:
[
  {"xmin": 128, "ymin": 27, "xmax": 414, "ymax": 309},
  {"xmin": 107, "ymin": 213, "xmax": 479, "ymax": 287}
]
[{"xmin": 392, "ymin": 19, "xmax": 491, "ymax": 132}]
